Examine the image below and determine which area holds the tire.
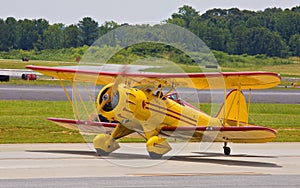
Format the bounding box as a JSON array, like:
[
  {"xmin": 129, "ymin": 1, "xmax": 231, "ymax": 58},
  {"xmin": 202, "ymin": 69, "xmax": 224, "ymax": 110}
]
[
  {"xmin": 149, "ymin": 152, "xmax": 163, "ymax": 159},
  {"xmin": 96, "ymin": 149, "xmax": 110, "ymax": 156},
  {"xmin": 224, "ymin": 146, "xmax": 231, "ymax": 156}
]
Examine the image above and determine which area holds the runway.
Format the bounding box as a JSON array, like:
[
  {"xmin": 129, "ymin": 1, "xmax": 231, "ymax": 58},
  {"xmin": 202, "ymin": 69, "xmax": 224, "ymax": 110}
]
[
  {"xmin": 1, "ymin": 84, "xmax": 299, "ymax": 103},
  {"xmin": 0, "ymin": 143, "xmax": 299, "ymax": 187}
]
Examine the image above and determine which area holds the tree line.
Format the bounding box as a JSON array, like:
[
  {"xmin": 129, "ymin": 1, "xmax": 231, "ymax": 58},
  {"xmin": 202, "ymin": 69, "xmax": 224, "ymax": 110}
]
[
  {"xmin": 0, "ymin": 5, "xmax": 300, "ymax": 58},
  {"xmin": 167, "ymin": 5, "xmax": 300, "ymax": 57},
  {"xmin": 0, "ymin": 17, "xmax": 121, "ymax": 51}
]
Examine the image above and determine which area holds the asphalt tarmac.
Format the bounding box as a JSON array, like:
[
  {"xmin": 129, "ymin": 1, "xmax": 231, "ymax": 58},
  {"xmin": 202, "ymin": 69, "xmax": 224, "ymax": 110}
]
[
  {"xmin": 0, "ymin": 143, "xmax": 299, "ymax": 187},
  {"xmin": 1, "ymin": 84, "xmax": 299, "ymax": 103}
]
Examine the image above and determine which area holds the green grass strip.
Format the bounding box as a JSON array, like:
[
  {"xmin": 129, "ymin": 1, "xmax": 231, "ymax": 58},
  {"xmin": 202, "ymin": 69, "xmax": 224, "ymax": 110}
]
[{"xmin": 0, "ymin": 101, "xmax": 299, "ymax": 143}]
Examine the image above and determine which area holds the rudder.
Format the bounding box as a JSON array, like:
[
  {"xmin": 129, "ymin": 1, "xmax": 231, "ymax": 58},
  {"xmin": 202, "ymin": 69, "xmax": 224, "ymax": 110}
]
[{"xmin": 216, "ymin": 89, "xmax": 248, "ymax": 126}]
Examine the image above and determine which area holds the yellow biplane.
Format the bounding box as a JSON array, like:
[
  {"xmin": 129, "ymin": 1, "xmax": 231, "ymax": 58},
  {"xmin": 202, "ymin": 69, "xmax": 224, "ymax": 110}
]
[{"xmin": 27, "ymin": 65, "xmax": 280, "ymax": 159}]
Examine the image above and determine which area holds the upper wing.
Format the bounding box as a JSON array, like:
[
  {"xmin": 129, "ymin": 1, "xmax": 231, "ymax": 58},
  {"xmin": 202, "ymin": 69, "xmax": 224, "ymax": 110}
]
[{"xmin": 26, "ymin": 65, "xmax": 281, "ymax": 90}]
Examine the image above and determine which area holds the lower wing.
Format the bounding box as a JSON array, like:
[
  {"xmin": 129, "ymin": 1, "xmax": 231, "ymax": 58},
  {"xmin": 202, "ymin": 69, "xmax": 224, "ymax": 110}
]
[
  {"xmin": 47, "ymin": 117, "xmax": 117, "ymax": 134},
  {"xmin": 48, "ymin": 117, "xmax": 276, "ymax": 143},
  {"xmin": 161, "ymin": 125, "xmax": 277, "ymax": 143}
]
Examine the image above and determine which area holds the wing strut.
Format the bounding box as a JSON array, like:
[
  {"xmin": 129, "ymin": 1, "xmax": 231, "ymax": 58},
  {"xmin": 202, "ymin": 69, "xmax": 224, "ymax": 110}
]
[
  {"xmin": 237, "ymin": 85, "xmax": 241, "ymax": 127},
  {"xmin": 72, "ymin": 81, "xmax": 80, "ymax": 120},
  {"xmin": 247, "ymin": 89, "xmax": 252, "ymax": 126},
  {"xmin": 57, "ymin": 74, "xmax": 100, "ymax": 122},
  {"xmin": 82, "ymin": 84, "xmax": 101, "ymax": 122},
  {"xmin": 58, "ymin": 77, "xmax": 73, "ymax": 107},
  {"xmin": 57, "ymin": 75, "xmax": 81, "ymax": 120},
  {"xmin": 223, "ymin": 87, "xmax": 226, "ymax": 126}
]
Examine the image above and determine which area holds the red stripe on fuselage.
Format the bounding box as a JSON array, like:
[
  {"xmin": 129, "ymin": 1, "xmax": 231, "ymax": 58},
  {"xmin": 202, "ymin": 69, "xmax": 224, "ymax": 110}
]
[
  {"xmin": 146, "ymin": 107, "xmax": 197, "ymax": 126},
  {"xmin": 146, "ymin": 102, "xmax": 197, "ymax": 123}
]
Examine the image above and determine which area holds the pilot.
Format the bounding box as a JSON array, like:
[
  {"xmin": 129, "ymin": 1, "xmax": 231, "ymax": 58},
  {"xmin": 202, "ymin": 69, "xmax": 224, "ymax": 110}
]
[{"xmin": 155, "ymin": 91, "xmax": 163, "ymax": 98}]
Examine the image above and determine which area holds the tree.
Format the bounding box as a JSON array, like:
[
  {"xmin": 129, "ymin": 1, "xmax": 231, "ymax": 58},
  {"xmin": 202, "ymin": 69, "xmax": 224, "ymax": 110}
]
[
  {"xmin": 241, "ymin": 27, "xmax": 288, "ymax": 57},
  {"xmin": 42, "ymin": 23, "xmax": 65, "ymax": 49},
  {"xmin": 34, "ymin": 19, "xmax": 49, "ymax": 50},
  {"xmin": 167, "ymin": 5, "xmax": 200, "ymax": 28},
  {"xmin": 17, "ymin": 19, "xmax": 38, "ymax": 50},
  {"xmin": 289, "ymin": 34, "xmax": 300, "ymax": 56},
  {"xmin": 99, "ymin": 21, "xmax": 119, "ymax": 36},
  {"xmin": 4, "ymin": 17, "xmax": 18, "ymax": 50},
  {"xmin": 232, "ymin": 25, "xmax": 248, "ymax": 54},
  {"xmin": 275, "ymin": 12, "xmax": 300, "ymax": 42},
  {"xmin": 64, "ymin": 24, "xmax": 80, "ymax": 48},
  {"xmin": 78, "ymin": 17, "xmax": 99, "ymax": 46},
  {"xmin": 0, "ymin": 19, "xmax": 6, "ymax": 50},
  {"xmin": 0, "ymin": 17, "xmax": 18, "ymax": 50},
  {"xmin": 202, "ymin": 22, "xmax": 233, "ymax": 52},
  {"xmin": 247, "ymin": 14, "xmax": 266, "ymax": 28}
]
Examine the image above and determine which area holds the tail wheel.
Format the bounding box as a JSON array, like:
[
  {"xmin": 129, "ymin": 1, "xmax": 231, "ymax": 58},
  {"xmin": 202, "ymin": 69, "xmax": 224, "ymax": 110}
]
[
  {"xmin": 223, "ymin": 142, "xmax": 231, "ymax": 155},
  {"xmin": 223, "ymin": 146, "xmax": 231, "ymax": 155}
]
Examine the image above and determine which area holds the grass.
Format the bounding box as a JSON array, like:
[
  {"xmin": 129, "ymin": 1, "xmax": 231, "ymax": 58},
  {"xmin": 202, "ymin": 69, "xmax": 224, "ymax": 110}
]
[
  {"xmin": 248, "ymin": 104, "xmax": 300, "ymax": 142},
  {"xmin": 143, "ymin": 56, "xmax": 300, "ymax": 78},
  {"xmin": 0, "ymin": 78, "xmax": 72, "ymax": 86},
  {"xmin": 0, "ymin": 100, "xmax": 84, "ymax": 143},
  {"xmin": 220, "ymin": 56, "xmax": 300, "ymax": 78},
  {"xmin": 248, "ymin": 103, "xmax": 300, "ymax": 128},
  {"xmin": 0, "ymin": 100, "xmax": 299, "ymax": 143},
  {"xmin": 0, "ymin": 59, "xmax": 77, "ymax": 69}
]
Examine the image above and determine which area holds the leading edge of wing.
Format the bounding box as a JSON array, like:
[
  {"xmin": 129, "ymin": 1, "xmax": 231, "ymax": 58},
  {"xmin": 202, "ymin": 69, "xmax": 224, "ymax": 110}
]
[
  {"xmin": 161, "ymin": 125, "xmax": 277, "ymax": 143},
  {"xmin": 26, "ymin": 65, "xmax": 281, "ymax": 89},
  {"xmin": 161, "ymin": 125, "xmax": 277, "ymax": 134},
  {"xmin": 47, "ymin": 117, "xmax": 117, "ymax": 127},
  {"xmin": 47, "ymin": 117, "xmax": 117, "ymax": 134}
]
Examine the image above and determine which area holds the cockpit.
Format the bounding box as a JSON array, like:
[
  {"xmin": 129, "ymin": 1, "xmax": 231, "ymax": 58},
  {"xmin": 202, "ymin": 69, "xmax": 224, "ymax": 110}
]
[{"xmin": 165, "ymin": 92, "xmax": 183, "ymax": 105}]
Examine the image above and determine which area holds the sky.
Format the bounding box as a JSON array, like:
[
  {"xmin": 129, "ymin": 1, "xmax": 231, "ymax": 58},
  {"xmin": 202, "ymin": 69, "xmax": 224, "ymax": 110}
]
[{"xmin": 1, "ymin": 0, "xmax": 299, "ymax": 25}]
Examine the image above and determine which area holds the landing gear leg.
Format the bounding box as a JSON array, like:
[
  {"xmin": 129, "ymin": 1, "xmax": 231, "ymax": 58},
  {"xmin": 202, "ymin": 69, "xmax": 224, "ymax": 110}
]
[{"xmin": 223, "ymin": 142, "xmax": 231, "ymax": 156}]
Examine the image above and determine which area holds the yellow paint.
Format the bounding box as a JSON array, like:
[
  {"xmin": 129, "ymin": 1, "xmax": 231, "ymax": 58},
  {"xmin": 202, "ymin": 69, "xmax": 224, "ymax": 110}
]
[
  {"xmin": 146, "ymin": 136, "xmax": 171, "ymax": 155},
  {"xmin": 27, "ymin": 65, "xmax": 281, "ymax": 90},
  {"xmin": 216, "ymin": 90, "xmax": 248, "ymax": 126},
  {"xmin": 28, "ymin": 65, "xmax": 280, "ymax": 156},
  {"xmin": 93, "ymin": 134, "xmax": 120, "ymax": 153}
]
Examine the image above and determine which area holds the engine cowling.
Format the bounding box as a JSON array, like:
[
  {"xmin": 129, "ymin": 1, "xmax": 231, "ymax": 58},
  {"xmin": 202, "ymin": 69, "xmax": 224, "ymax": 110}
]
[{"xmin": 97, "ymin": 83, "xmax": 150, "ymax": 124}]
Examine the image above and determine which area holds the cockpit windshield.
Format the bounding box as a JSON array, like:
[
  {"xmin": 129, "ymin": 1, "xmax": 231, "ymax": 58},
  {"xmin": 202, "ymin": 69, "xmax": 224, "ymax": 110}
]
[{"xmin": 166, "ymin": 92, "xmax": 178, "ymax": 101}]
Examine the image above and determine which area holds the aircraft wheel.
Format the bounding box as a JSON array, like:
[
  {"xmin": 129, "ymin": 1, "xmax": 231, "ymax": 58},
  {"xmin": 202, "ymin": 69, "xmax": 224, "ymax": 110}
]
[
  {"xmin": 146, "ymin": 136, "xmax": 171, "ymax": 159},
  {"xmin": 93, "ymin": 134, "xmax": 120, "ymax": 156},
  {"xmin": 96, "ymin": 149, "xmax": 110, "ymax": 156},
  {"xmin": 149, "ymin": 152, "xmax": 163, "ymax": 159},
  {"xmin": 223, "ymin": 146, "xmax": 231, "ymax": 156}
]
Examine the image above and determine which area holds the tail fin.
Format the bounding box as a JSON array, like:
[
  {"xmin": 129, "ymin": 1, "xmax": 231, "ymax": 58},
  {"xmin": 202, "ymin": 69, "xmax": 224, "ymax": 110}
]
[{"xmin": 216, "ymin": 89, "xmax": 248, "ymax": 126}]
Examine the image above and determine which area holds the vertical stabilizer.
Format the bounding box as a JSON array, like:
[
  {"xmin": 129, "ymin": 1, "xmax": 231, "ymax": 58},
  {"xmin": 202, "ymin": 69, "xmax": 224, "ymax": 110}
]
[{"xmin": 216, "ymin": 89, "xmax": 248, "ymax": 126}]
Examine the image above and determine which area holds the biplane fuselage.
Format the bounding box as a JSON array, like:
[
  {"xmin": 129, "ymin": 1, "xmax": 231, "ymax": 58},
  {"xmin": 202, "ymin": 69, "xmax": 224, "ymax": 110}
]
[
  {"xmin": 26, "ymin": 65, "xmax": 280, "ymax": 159},
  {"xmin": 97, "ymin": 83, "xmax": 220, "ymax": 138},
  {"xmin": 96, "ymin": 82, "xmax": 276, "ymax": 143}
]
